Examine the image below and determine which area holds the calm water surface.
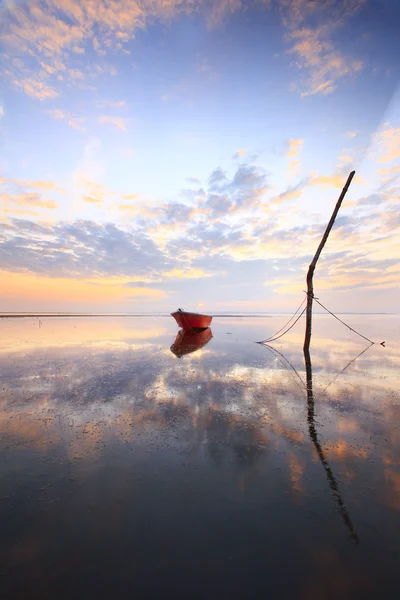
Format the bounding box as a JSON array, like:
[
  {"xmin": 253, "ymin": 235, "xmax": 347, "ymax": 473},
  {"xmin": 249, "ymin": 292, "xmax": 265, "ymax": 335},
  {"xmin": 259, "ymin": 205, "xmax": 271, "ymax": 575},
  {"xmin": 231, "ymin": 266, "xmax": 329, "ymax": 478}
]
[{"xmin": 1, "ymin": 315, "xmax": 399, "ymax": 599}]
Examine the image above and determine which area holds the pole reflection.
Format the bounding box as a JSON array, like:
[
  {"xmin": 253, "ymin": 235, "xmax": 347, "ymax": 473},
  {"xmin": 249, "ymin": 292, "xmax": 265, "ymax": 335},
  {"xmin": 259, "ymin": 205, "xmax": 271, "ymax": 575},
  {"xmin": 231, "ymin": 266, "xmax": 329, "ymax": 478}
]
[
  {"xmin": 260, "ymin": 340, "xmax": 369, "ymax": 543},
  {"xmin": 304, "ymin": 345, "xmax": 359, "ymax": 543}
]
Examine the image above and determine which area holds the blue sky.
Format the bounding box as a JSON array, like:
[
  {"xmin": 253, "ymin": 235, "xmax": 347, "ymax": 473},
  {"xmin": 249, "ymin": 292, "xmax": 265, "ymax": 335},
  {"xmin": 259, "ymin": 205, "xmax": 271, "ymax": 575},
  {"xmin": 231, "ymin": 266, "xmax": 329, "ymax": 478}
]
[{"xmin": 0, "ymin": 0, "xmax": 399, "ymax": 312}]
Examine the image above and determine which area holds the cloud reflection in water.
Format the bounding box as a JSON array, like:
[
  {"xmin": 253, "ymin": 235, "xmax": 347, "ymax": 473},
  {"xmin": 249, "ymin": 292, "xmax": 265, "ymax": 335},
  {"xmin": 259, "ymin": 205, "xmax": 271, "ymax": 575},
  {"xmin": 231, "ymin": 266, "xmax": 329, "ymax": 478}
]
[{"xmin": 0, "ymin": 315, "xmax": 399, "ymax": 598}]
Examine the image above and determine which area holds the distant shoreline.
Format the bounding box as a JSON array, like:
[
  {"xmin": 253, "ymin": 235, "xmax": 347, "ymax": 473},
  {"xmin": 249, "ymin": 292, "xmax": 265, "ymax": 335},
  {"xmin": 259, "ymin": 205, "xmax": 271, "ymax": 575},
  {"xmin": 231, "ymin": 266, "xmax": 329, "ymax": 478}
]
[{"xmin": 0, "ymin": 312, "xmax": 397, "ymax": 319}]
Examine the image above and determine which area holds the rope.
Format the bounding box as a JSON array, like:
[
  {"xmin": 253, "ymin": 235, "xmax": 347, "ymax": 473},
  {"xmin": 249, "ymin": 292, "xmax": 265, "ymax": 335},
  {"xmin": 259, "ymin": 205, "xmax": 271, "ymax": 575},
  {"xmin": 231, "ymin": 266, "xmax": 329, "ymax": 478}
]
[
  {"xmin": 322, "ymin": 342, "xmax": 374, "ymax": 392},
  {"xmin": 257, "ymin": 298, "xmax": 306, "ymax": 344},
  {"xmin": 260, "ymin": 343, "xmax": 307, "ymax": 393},
  {"xmin": 304, "ymin": 293, "xmax": 377, "ymax": 345}
]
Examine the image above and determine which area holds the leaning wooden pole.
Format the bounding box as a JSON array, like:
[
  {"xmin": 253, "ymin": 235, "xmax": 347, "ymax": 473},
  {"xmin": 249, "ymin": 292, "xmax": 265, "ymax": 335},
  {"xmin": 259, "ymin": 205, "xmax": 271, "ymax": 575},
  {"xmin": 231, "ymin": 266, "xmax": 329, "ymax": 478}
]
[{"xmin": 303, "ymin": 171, "xmax": 356, "ymax": 352}]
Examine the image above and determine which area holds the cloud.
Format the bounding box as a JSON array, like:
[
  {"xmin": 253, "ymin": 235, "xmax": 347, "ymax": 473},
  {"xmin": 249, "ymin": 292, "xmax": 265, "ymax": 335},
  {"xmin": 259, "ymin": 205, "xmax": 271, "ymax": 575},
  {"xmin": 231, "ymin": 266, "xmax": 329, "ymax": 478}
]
[
  {"xmin": 0, "ymin": 176, "xmax": 65, "ymax": 193},
  {"xmin": 1, "ymin": 192, "xmax": 58, "ymax": 210},
  {"xmin": 287, "ymin": 138, "xmax": 303, "ymax": 177},
  {"xmin": 68, "ymin": 118, "xmax": 86, "ymax": 132},
  {"xmin": 337, "ymin": 155, "xmax": 352, "ymax": 164},
  {"xmin": 120, "ymin": 193, "xmax": 140, "ymax": 200},
  {"xmin": 0, "ymin": 105, "xmax": 4, "ymax": 118},
  {"xmin": 310, "ymin": 174, "xmax": 353, "ymax": 188},
  {"xmin": 281, "ymin": 0, "xmax": 366, "ymax": 96},
  {"xmin": 1, "ymin": 0, "xmax": 366, "ymax": 101},
  {"xmin": 47, "ymin": 108, "xmax": 86, "ymax": 132},
  {"xmin": 73, "ymin": 176, "xmax": 111, "ymax": 205},
  {"xmin": 1, "ymin": 152, "xmax": 398, "ymax": 309},
  {"xmin": 233, "ymin": 149, "xmax": 246, "ymax": 159},
  {"xmin": 346, "ymin": 131, "xmax": 358, "ymax": 138},
  {"xmin": 205, "ymin": 0, "xmax": 246, "ymax": 28},
  {"xmin": 208, "ymin": 167, "xmax": 228, "ymax": 188},
  {"xmin": 379, "ymin": 165, "xmax": 400, "ymax": 179},
  {"xmin": 1, "ymin": 0, "xmax": 216, "ymax": 97},
  {"xmin": 271, "ymin": 179, "xmax": 308, "ymax": 204},
  {"xmin": 83, "ymin": 196, "xmax": 101, "ymax": 204},
  {"xmin": 98, "ymin": 116, "xmax": 127, "ymax": 131},
  {"xmin": 13, "ymin": 77, "xmax": 59, "ymax": 100},
  {"xmin": 96, "ymin": 100, "xmax": 126, "ymax": 109},
  {"xmin": 197, "ymin": 163, "xmax": 270, "ymax": 222},
  {"xmin": 374, "ymin": 124, "xmax": 400, "ymax": 163},
  {"xmin": 356, "ymin": 193, "xmax": 382, "ymax": 206},
  {"xmin": 68, "ymin": 68, "xmax": 84, "ymax": 80},
  {"xmin": 0, "ymin": 220, "xmax": 171, "ymax": 279},
  {"xmin": 287, "ymin": 139, "xmax": 303, "ymax": 157},
  {"xmin": 47, "ymin": 108, "xmax": 67, "ymax": 120}
]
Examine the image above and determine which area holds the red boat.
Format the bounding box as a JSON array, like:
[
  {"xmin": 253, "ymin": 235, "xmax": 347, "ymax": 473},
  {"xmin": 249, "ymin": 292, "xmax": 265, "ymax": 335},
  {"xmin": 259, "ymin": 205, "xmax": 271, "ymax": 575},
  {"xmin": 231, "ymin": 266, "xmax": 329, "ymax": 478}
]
[
  {"xmin": 170, "ymin": 308, "xmax": 213, "ymax": 332},
  {"xmin": 170, "ymin": 328, "xmax": 213, "ymax": 358}
]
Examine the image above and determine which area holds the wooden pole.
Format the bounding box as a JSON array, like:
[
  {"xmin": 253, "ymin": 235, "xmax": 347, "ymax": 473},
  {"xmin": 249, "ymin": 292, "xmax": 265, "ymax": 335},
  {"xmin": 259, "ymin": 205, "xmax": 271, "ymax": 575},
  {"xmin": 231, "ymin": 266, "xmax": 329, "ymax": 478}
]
[{"xmin": 303, "ymin": 171, "xmax": 356, "ymax": 352}]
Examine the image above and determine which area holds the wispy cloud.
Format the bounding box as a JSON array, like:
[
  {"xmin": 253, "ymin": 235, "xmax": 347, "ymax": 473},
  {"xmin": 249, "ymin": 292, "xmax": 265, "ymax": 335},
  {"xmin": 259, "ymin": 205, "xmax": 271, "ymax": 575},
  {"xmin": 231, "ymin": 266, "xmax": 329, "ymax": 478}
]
[
  {"xmin": 98, "ymin": 116, "xmax": 128, "ymax": 131},
  {"xmin": 374, "ymin": 124, "xmax": 400, "ymax": 163},
  {"xmin": 1, "ymin": 0, "xmax": 366, "ymax": 101},
  {"xmin": 1, "ymin": 0, "xmax": 203, "ymax": 97},
  {"xmin": 0, "ymin": 176, "xmax": 64, "ymax": 193},
  {"xmin": 13, "ymin": 77, "xmax": 59, "ymax": 101},
  {"xmin": 379, "ymin": 164, "xmax": 400, "ymax": 179},
  {"xmin": 280, "ymin": 0, "xmax": 366, "ymax": 96},
  {"xmin": 68, "ymin": 119, "xmax": 86, "ymax": 132},
  {"xmin": 47, "ymin": 108, "xmax": 86, "ymax": 132},
  {"xmin": 1, "ymin": 192, "xmax": 58, "ymax": 210},
  {"xmin": 287, "ymin": 138, "xmax": 303, "ymax": 177},
  {"xmin": 233, "ymin": 149, "xmax": 246, "ymax": 159},
  {"xmin": 96, "ymin": 100, "xmax": 126, "ymax": 109},
  {"xmin": 83, "ymin": 196, "xmax": 101, "ymax": 204}
]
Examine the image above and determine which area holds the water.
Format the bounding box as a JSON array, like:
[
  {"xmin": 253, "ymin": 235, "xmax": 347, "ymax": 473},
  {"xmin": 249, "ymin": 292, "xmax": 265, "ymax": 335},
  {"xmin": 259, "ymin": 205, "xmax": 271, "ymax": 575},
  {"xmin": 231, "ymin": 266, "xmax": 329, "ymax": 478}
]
[{"xmin": 0, "ymin": 315, "xmax": 399, "ymax": 599}]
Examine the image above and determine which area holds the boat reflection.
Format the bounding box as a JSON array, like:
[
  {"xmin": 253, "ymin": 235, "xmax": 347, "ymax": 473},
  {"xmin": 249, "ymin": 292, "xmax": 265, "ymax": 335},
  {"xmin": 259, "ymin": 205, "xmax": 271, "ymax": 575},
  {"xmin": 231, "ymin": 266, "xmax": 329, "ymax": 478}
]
[{"xmin": 170, "ymin": 327, "xmax": 213, "ymax": 358}]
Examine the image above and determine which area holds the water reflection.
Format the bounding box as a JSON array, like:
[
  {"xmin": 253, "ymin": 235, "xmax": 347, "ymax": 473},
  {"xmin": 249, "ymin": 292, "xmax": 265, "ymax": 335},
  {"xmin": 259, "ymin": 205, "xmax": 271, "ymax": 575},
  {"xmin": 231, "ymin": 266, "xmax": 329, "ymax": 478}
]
[
  {"xmin": 170, "ymin": 328, "xmax": 213, "ymax": 358},
  {"xmin": 0, "ymin": 315, "xmax": 399, "ymax": 598},
  {"xmin": 304, "ymin": 344, "xmax": 360, "ymax": 543}
]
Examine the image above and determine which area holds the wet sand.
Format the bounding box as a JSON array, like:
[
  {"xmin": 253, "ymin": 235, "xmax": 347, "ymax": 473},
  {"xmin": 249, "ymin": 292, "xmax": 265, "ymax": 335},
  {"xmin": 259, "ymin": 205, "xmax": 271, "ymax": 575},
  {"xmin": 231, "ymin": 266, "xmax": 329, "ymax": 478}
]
[{"xmin": 0, "ymin": 315, "xmax": 399, "ymax": 599}]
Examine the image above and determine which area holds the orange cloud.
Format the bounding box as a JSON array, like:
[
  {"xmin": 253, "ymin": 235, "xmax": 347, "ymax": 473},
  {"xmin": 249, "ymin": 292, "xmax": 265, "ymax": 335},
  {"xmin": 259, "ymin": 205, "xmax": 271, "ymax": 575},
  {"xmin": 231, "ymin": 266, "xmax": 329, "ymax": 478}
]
[
  {"xmin": 287, "ymin": 138, "xmax": 303, "ymax": 177},
  {"xmin": 337, "ymin": 154, "xmax": 352, "ymax": 164},
  {"xmin": 310, "ymin": 174, "xmax": 353, "ymax": 188},
  {"xmin": 283, "ymin": 0, "xmax": 366, "ymax": 97},
  {"xmin": 287, "ymin": 139, "xmax": 303, "ymax": 157},
  {"xmin": 375, "ymin": 124, "xmax": 400, "ymax": 163},
  {"xmin": 68, "ymin": 118, "xmax": 86, "ymax": 132},
  {"xmin": 47, "ymin": 108, "xmax": 66, "ymax": 120},
  {"xmin": 120, "ymin": 193, "xmax": 141, "ymax": 200},
  {"xmin": 0, "ymin": 176, "xmax": 65, "ymax": 194},
  {"xmin": 379, "ymin": 164, "xmax": 400, "ymax": 178},
  {"xmin": 99, "ymin": 116, "xmax": 127, "ymax": 131},
  {"xmin": 162, "ymin": 267, "xmax": 212, "ymax": 279},
  {"xmin": 83, "ymin": 195, "xmax": 101, "ymax": 204},
  {"xmin": 14, "ymin": 78, "xmax": 58, "ymax": 100},
  {"xmin": 47, "ymin": 108, "xmax": 86, "ymax": 132},
  {"xmin": 1, "ymin": 192, "xmax": 58, "ymax": 210}
]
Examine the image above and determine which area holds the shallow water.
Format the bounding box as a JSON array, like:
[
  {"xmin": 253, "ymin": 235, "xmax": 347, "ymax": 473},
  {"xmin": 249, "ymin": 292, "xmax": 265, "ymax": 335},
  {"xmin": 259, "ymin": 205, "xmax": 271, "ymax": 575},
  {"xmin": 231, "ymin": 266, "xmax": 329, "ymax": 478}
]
[{"xmin": 1, "ymin": 315, "xmax": 399, "ymax": 599}]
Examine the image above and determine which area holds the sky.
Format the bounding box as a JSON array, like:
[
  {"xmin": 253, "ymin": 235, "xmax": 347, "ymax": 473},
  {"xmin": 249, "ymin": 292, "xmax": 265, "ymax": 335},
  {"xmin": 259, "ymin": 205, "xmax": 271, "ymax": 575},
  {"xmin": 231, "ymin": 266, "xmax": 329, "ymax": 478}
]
[{"xmin": 0, "ymin": 0, "xmax": 399, "ymax": 314}]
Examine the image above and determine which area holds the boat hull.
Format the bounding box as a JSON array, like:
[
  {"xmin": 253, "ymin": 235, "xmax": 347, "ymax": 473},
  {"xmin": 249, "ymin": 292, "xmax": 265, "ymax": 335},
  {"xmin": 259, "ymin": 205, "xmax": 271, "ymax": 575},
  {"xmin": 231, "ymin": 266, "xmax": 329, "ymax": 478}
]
[{"xmin": 171, "ymin": 310, "xmax": 213, "ymax": 332}]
